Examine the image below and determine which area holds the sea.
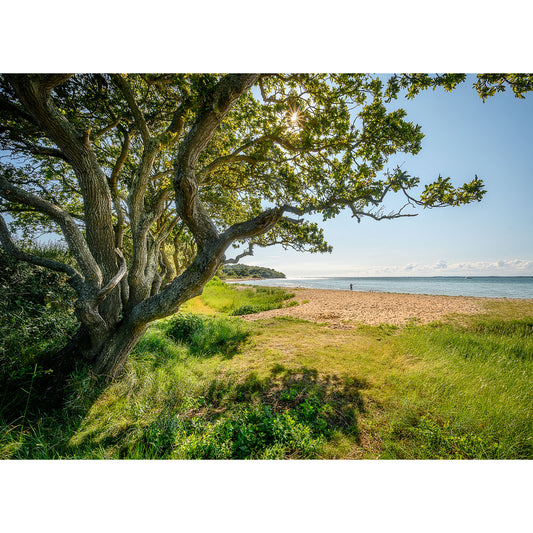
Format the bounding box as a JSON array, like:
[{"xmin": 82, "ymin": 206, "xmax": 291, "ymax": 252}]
[{"xmin": 228, "ymin": 276, "xmax": 533, "ymax": 299}]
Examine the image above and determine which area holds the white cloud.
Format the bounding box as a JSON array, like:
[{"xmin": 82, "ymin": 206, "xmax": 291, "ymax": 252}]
[{"xmin": 280, "ymin": 259, "xmax": 533, "ymax": 277}]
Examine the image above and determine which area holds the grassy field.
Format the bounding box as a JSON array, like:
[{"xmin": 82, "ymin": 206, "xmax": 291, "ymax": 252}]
[{"xmin": 1, "ymin": 279, "xmax": 532, "ymax": 459}]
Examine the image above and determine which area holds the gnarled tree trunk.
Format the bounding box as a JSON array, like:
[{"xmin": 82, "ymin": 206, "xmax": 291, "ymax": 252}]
[{"xmin": 92, "ymin": 320, "xmax": 149, "ymax": 380}]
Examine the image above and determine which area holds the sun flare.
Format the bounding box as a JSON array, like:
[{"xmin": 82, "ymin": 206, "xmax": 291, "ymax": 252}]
[
  {"xmin": 287, "ymin": 105, "xmax": 303, "ymax": 129},
  {"xmin": 290, "ymin": 111, "xmax": 299, "ymax": 127}
]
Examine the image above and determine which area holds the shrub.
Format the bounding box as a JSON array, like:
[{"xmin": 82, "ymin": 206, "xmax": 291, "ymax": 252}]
[
  {"xmin": 201, "ymin": 279, "xmax": 294, "ymax": 315},
  {"xmin": 166, "ymin": 314, "xmax": 251, "ymax": 356},
  {"xmin": 172, "ymin": 404, "xmax": 323, "ymax": 459},
  {"xmin": 230, "ymin": 304, "xmax": 265, "ymax": 315},
  {"xmin": 166, "ymin": 313, "xmax": 205, "ymax": 344}
]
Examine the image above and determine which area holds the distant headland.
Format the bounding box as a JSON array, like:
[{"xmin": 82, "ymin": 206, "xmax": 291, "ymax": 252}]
[{"xmin": 219, "ymin": 264, "xmax": 286, "ymax": 280}]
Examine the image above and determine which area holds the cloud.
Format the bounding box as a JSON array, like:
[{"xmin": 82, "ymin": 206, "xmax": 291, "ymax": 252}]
[
  {"xmin": 339, "ymin": 259, "xmax": 533, "ymax": 276},
  {"xmin": 267, "ymin": 256, "xmax": 533, "ymax": 277}
]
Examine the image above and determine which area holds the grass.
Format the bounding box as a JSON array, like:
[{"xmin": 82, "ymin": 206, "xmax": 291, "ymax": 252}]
[
  {"xmin": 187, "ymin": 276, "xmax": 296, "ymax": 315},
  {"xmin": 1, "ymin": 278, "xmax": 532, "ymax": 459}
]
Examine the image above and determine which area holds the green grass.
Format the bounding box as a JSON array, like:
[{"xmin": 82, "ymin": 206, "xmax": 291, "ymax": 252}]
[
  {"xmin": 190, "ymin": 277, "xmax": 295, "ymax": 315},
  {"xmin": 1, "ymin": 276, "xmax": 532, "ymax": 460},
  {"xmin": 379, "ymin": 317, "xmax": 533, "ymax": 459}
]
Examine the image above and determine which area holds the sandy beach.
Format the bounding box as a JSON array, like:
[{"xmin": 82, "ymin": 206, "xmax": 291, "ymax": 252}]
[{"xmin": 241, "ymin": 288, "xmax": 489, "ymax": 326}]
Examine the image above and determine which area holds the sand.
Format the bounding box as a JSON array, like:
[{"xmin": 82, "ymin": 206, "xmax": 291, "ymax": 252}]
[{"xmin": 240, "ymin": 288, "xmax": 489, "ymax": 327}]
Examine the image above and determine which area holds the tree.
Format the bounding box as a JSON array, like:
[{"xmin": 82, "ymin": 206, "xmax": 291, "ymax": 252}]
[{"xmin": 0, "ymin": 73, "xmax": 530, "ymax": 380}]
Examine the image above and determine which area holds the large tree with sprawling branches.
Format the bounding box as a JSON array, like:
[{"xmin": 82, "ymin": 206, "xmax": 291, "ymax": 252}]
[{"xmin": 0, "ymin": 73, "xmax": 530, "ymax": 380}]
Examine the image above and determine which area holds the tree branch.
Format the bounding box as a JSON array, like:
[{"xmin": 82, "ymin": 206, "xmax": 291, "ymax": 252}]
[
  {"xmin": 110, "ymin": 74, "xmax": 151, "ymax": 143},
  {"xmin": 5, "ymin": 75, "xmax": 118, "ymax": 283},
  {"xmin": 95, "ymin": 249, "xmax": 127, "ymax": 304},
  {"xmin": 174, "ymin": 74, "xmax": 260, "ymax": 250},
  {"xmin": 13, "ymin": 141, "xmax": 69, "ymax": 162},
  {"xmin": 36, "ymin": 74, "xmax": 73, "ymax": 93},
  {"xmin": 0, "ymin": 212, "xmax": 83, "ymax": 290},
  {"xmin": 223, "ymin": 242, "xmax": 254, "ymax": 264},
  {"xmin": 221, "ymin": 207, "xmax": 284, "ymax": 244},
  {"xmin": 0, "ymin": 171, "xmax": 102, "ymax": 285}
]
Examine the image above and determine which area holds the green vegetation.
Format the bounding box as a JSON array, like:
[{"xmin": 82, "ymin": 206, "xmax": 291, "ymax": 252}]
[
  {"xmin": 0, "ymin": 249, "xmax": 78, "ymax": 417},
  {"xmin": 1, "ymin": 266, "xmax": 532, "ymax": 459},
  {"xmin": 219, "ymin": 264, "xmax": 286, "ymax": 280},
  {"xmin": 189, "ymin": 276, "xmax": 295, "ymax": 315}
]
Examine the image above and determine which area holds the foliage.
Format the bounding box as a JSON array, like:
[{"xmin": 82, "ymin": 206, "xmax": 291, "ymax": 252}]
[
  {"xmin": 166, "ymin": 313, "xmax": 251, "ymax": 357},
  {"xmin": 1, "ymin": 289, "xmax": 532, "ymax": 459},
  {"xmin": 0, "ymin": 248, "xmax": 77, "ymax": 420},
  {"xmin": 409, "ymin": 416, "xmax": 505, "ymax": 459},
  {"xmin": 173, "ymin": 404, "xmax": 323, "ymax": 459},
  {"xmin": 379, "ymin": 314, "xmax": 533, "ymax": 459}
]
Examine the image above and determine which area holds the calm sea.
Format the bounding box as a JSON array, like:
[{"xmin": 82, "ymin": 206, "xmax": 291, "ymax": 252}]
[{"xmin": 228, "ymin": 276, "xmax": 533, "ymax": 299}]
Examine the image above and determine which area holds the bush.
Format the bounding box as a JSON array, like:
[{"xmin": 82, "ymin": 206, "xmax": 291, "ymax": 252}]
[
  {"xmin": 200, "ymin": 279, "xmax": 294, "ymax": 315},
  {"xmin": 166, "ymin": 314, "xmax": 251, "ymax": 356},
  {"xmin": 230, "ymin": 304, "xmax": 265, "ymax": 315},
  {"xmin": 173, "ymin": 404, "xmax": 323, "ymax": 459},
  {"xmin": 166, "ymin": 313, "xmax": 205, "ymax": 344},
  {"xmin": 0, "ymin": 248, "xmax": 78, "ymax": 420}
]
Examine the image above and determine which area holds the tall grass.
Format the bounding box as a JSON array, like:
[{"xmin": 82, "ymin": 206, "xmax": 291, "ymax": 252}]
[{"xmin": 379, "ymin": 317, "xmax": 533, "ymax": 459}]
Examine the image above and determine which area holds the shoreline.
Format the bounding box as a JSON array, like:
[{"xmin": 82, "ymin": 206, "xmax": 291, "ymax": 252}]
[
  {"xmin": 228, "ymin": 279, "xmax": 532, "ymax": 301},
  {"xmin": 238, "ymin": 287, "xmax": 521, "ymax": 327},
  {"xmin": 224, "ymin": 277, "xmax": 285, "ymax": 282}
]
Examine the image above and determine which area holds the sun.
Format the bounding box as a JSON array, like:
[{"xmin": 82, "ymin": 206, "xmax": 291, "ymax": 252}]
[
  {"xmin": 287, "ymin": 105, "xmax": 303, "ymax": 129},
  {"xmin": 290, "ymin": 110, "xmax": 300, "ymax": 127}
]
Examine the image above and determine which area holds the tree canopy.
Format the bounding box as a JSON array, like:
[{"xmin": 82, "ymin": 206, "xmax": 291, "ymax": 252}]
[{"xmin": 0, "ymin": 73, "xmax": 530, "ymax": 378}]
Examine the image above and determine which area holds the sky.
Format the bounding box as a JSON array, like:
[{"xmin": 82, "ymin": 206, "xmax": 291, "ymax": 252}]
[{"xmin": 241, "ymin": 75, "xmax": 533, "ymax": 277}]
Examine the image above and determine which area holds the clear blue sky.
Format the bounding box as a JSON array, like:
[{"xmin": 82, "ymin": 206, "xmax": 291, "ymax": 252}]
[{"xmin": 244, "ymin": 75, "xmax": 533, "ymax": 277}]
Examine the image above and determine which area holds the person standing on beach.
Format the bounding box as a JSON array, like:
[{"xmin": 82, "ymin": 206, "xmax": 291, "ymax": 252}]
[{"xmin": 350, "ymin": 283, "xmax": 353, "ymax": 291}]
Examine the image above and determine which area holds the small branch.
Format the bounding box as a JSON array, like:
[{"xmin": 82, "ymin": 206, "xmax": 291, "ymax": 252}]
[
  {"xmin": 109, "ymin": 127, "xmax": 130, "ymax": 190},
  {"xmin": 0, "ymin": 171, "xmax": 102, "ymax": 284},
  {"xmin": 280, "ymin": 215, "xmax": 304, "ymax": 224},
  {"xmin": 93, "ymin": 119, "xmax": 120, "ymax": 139},
  {"xmin": 95, "ymin": 248, "xmax": 127, "ymax": 304},
  {"xmin": 150, "ymin": 170, "xmax": 173, "ymax": 183},
  {"xmin": 222, "ymin": 207, "xmax": 284, "ymax": 245},
  {"xmin": 110, "ymin": 75, "xmax": 151, "ymax": 143},
  {"xmin": 164, "ymin": 98, "xmax": 192, "ymax": 140},
  {"xmin": 13, "ymin": 142, "xmax": 69, "ymax": 162},
  {"xmin": 348, "ymin": 202, "xmax": 417, "ymax": 223},
  {"xmin": 223, "ymin": 242, "xmax": 254, "ymax": 264}
]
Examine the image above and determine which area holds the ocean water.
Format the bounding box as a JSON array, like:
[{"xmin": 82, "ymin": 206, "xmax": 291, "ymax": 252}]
[{"xmin": 228, "ymin": 276, "xmax": 533, "ymax": 299}]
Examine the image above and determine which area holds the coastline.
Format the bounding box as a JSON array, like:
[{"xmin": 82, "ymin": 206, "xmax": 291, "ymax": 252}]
[
  {"xmin": 228, "ymin": 276, "xmax": 533, "ymax": 300},
  {"xmin": 224, "ymin": 277, "xmax": 284, "ymax": 282},
  {"xmin": 238, "ymin": 287, "xmax": 517, "ymax": 326}
]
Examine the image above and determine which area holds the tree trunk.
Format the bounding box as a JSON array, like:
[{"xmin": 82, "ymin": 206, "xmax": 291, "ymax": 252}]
[{"xmin": 92, "ymin": 320, "xmax": 149, "ymax": 381}]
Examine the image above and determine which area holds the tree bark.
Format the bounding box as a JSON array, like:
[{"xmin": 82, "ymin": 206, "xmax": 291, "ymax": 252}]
[{"xmin": 92, "ymin": 320, "xmax": 149, "ymax": 380}]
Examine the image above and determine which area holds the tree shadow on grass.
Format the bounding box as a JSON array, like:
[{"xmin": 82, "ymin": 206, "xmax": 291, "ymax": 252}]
[
  {"xmin": 205, "ymin": 364, "xmax": 369, "ymax": 445},
  {"xmin": 1, "ymin": 356, "xmax": 370, "ymax": 459}
]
